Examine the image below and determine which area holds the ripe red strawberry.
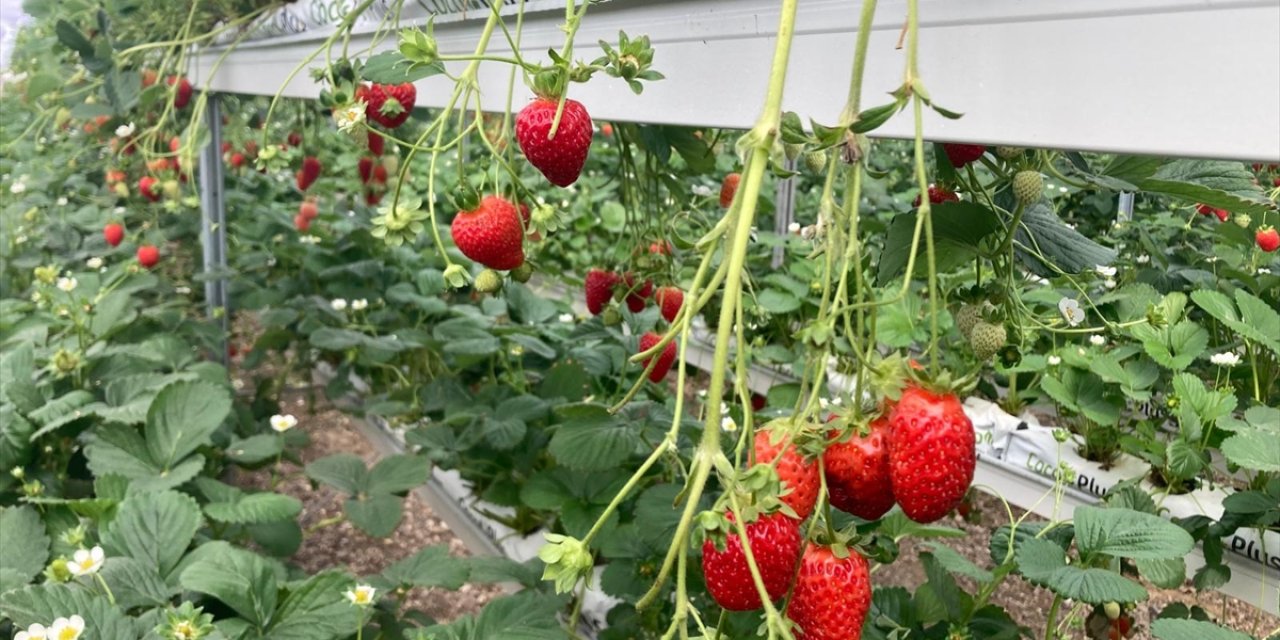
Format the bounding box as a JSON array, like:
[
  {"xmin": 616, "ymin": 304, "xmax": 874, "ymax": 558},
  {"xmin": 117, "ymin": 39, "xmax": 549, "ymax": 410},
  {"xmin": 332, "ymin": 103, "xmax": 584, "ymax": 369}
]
[
  {"xmin": 365, "ymin": 190, "xmax": 382, "ymax": 206},
  {"xmin": 299, "ymin": 200, "xmax": 319, "ymax": 221},
  {"xmin": 138, "ymin": 176, "xmax": 161, "ymax": 202},
  {"xmin": 229, "ymin": 152, "xmax": 245, "ymax": 169},
  {"xmin": 942, "ymin": 143, "xmax": 986, "ymax": 168},
  {"xmin": 170, "ymin": 137, "xmax": 182, "ymax": 153},
  {"xmin": 296, "ymin": 156, "xmax": 322, "ymax": 191},
  {"xmin": 358, "ymin": 156, "xmax": 375, "ymax": 184},
  {"xmin": 622, "ymin": 273, "xmax": 653, "ymax": 313},
  {"xmin": 1215, "ymin": 208, "xmax": 1230, "ymax": 222},
  {"xmin": 220, "ymin": 141, "xmax": 232, "ymax": 155},
  {"xmin": 655, "ymin": 286, "xmax": 684, "ymax": 323},
  {"xmin": 515, "ymin": 96, "xmax": 593, "ymax": 187},
  {"xmin": 786, "ymin": 544, "xmax": 872, "ymax": 639},
  {"xmin": 719, "ymin": 173, "xmax": 741, "ymax": 208},
  {"xmin": 367, "ymin": 131, "xmax": 385, "ymax": 155},
  {"xmin": 105, "ymin": 169, "xmax": 126, "ymax": 184},
  {"xmin": 287, "ymin": 131, "xmax": 302, "ymax": 147},
  {"xmin": 888, "ymin": 386, "xmax": 975, "ymax": 523},
  {"xmin": 701, "ymin": 511, "xmax": 802, "ymax": 611},
  {"xmin": 450, "ymin": 195, "xmax": 525, "ymax": 270},
  {"xmin": 136, "ymin": 244, "xmax": 160, "ymax": 269},
  {"xmin": 912, "ymin": 184, "xmax": 959, "ymax": 207},
  {"xmin": 294, "ymin": 213, "xmax": 311, "ymax": 232},
  {"xmin": 648, "ymin": 240, "xmax": 672, "ymax": 255},
  {"xmin": 754, "ymin": 428, "xmax": 819, "ymax": 519},
  {"xmin": 825, "ymin": 417, "xmax": 895, "ymax": 521},
  {"xmin": 168, "ymin": 76, "xmax": 192, "ymax": 109},
  {"xmin": 360, "ymin": 82, "xmax": 417, "ymax": 129},
  {"xmin": 638, "ymin": 332, "xmax": 676, "ymax": 383},
  {"xmin": 584, "ymin": 269, "xmax": 618, "ymax": 316},
  {"xmin": 141, "ymin": 69, "xmax": 158, "ymax": 87},
  {"xmin": 372, "ymin": 164, "xmax": 388, "ymax": 185},
  {"xmin": 103, "ymin": 223, "xmax": 124, "ymax": 247},
  {"xmin": 751, "ymin": 393, "xmax": 767, "ymax": 412},
  {"xmin": 1257, "ymin": 225, "xmax": 1279, "ymax": 252},
  {"xmin": 600, "ymin": 122, "xmax": 613, "ymax": 137}
]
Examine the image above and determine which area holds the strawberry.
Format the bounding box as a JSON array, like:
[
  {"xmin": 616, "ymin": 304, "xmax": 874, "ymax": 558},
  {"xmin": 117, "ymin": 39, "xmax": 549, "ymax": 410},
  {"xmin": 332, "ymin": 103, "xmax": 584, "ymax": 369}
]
[
  {"xmin": 103, "ymin": 223, "xmax": 125, "ymax": 247},
  {"xmin": 655, "ymin": 286, "xmax": 684, "ymax": 323},
  {"xmin": 649, "ymin": 239, "xmax": 673, "ymax": 255},
  {"xmin": 600, "ymin": 122, "xmax": 613, "ymax": 137},
  {"xmin": 294, "ymin": 213, "xmax": 311, "ymax": 232},
  {"xmin": 287, "ymin": 131, "xmax": 303, "ymax": 147},
  {"xmin": 296, "ymin": 156, "xmax": 322, "ymax": 191},
  {"xmin": 825, "ymin": 416, "xmax": 895, "ymax": 521},
  {"xmin": 136, "ymin": 244, "xmax": 160, "ymax": 269},
  {"xmin": 1197, "ymin": 203, "xmax": 1230, "ymax": 221},
  {"xmin": 969, "ymin": 321, "xmax": 1007, "ymax": 360},
  {"xmin": 360, "ymin": 82, "xmax": 417, "ymax": 129},
  {"xmin": 365, "ymin": 190, "xmax": 382, "ymax": 206},
  {"xmin": 754, "ymin": 428, "xmax": 819, "ymax": 519},
  {"xmin": 229, "ymin": 152, "xmax": 245, "ymax": 169},
  {"xmin": 450, "ymin": 195, "xmax": 525, "ymax": 270},
  {"xmin": 888, "ymin": 386, "xmax": 975, "ymax": 523},
  {"xmin": 168, "ymin": 76, "xmax": 192, "ymax": 109},
  {"xmin": 105, "ymin": 169, "xmax": 126, "ymax": 185},
  {"xmin": 141, "ymin": 69, "xmax": 158, "ymax": 87},
  {"xmin": 170, "ymin": 137, "xmax": 182, "ymax": 153},
  {"xmin": 372, "ymin": 164, "xmax": 388, "ymax": 185},
  {"xmin": 701, "ymin": 511, "xmax": 802, "ymax": 611},
  {"xmin": 367, "ymin": 131, "xmax": 385, "ymax": 155},
  {"xmin": 786, "ymin": 544, "xmax": 872, "ymax": 639},
  {"xmin": 584, "ymin": 269, "xmax": 619, "ymax": 315},
  {"xmin": 1012, "ymin": 170, "xmax": 1043, "ymax": 205},
  {"xmin": 750, "ymin": 393, "xmax": 767, "ymax": 412},
  {"xmin": 299, "ymin": 200, "xmax": 319, "ymax": 221},
  {"xmin": 220, "ymin": 141, "xmax": 232, "ymax": 155},
  {"xmin": 1257, "ymin": 225, "xmax": 1279, "ymax": 252},
  {"xmin": 358, "ymin": 156, "xmax": 375, "ymax": 184},
  {"xmin": 138, "ymin": 176, "xmax": 161, "ymax": 202},
  {"xmin": 515, "ymin": 96, "xmax": 593, "ymax": 187},
  {"xmin": 638, "ymin": 332, "xmax": 676, "ymax": 383},
  {"xmin": 942, "ymin": 143, "xmax": 986, "ymax": 168},
  {"xmin": 1215, "ymin": 208, "xmax": 1230, "ymax": 222},
  {"xmin": 912, "ymin": 184, "xmax": 959, "ymax": 207},
  {"xmin": 243, "ymin": 140, "xmax": 258, "ymax": 158},
  {"xmin": 719, "ymin": 173, "xmax": 741, "ymax": 208},
  {"xmin": 623, "ymin": 273, "xmax": 653, "ymax": 313}
]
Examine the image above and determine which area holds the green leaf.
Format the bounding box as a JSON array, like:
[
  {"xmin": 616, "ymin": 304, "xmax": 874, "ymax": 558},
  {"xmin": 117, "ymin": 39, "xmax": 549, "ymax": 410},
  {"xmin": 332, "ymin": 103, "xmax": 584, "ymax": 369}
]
[
  {"xmin": 146, "ymin": 381, "xmax": 231, "ymax": 469},
  {"xmin": 365, "ymin": 454, "xmax": 429, "ymax": 495},
  {"xmin": 0, "ymin": 506, "xmax": 49, "ymax": 590},
  {"xmin": 484, "ymin": 417, "xmax": 527, "ymax": 450},
  {"xmin": 0, "ymin": 584, "xmax": 136, "ymax": 639},
  {"xmin": 180, "ymin": 544, "xmax": 277, "ymax": 627},
  {"xmin": 1131, "ymin": 320, "xmax": 1208, "ymax": 372},
  {"xmin": 29, "ymin": 390, "xmax": 94, "ymax": 437},
  {"xmin": 1220, "ymin": 430, "xmax": 1280, "ymax": 472},
  {"xmin": 102, "ymin": 490, "xmax": 202, "ymax": 578},
  {"xmin": 1016, "ymin": 538, "xmax": 1147, "ymax": 604},
  {"xmin": 1151, "ymin": 619, "xmax": 1254, "ymax": 640},
  {"xmin": 926, "ymin": 542, "xmax": 993, "ymax": 583},
  {"xmin": 417, "ymin": 591, "xmax": 567, "ymax": 639},
  {"xmin": 305, "ymin": 453, "xmax": 366, "ymax": 495},
  {"xmin": 1040, "ymin": 369, "xmax": 1120, "ymax": 426},
  {"xmin": 226, "ymin": 434, "xmax": 284, "ymax": 465},
  {"xmin": 547, "ymin": 405, "xmax": 640, "ymax": 471},
  {"xmin": 1074, "ymin": 506, "xmax": 1194, "ymax": 560},
  {"xmin": 2, "ymin": 342, "xmax": 44, "ymax": 412},
  {"xmin": 206, "ymin": 492, "xmax": 303, "ymax": 524},
  {"xmin": 878, "ymin": 202, "xmax": 1002, "ymax": 285},
  {"xmin": 310, "ymin": 327, "xmax": 369, "ymax": 351},
  {"xmin": 1013, "ymin": 201, "xmax": 1118, "ymax": 277},
  {"xmin": 1135, "ymin": 160, "xmax": 1274, "ymax": 216},
  {"xmin": 100, "ymin": 556, "xmax": 177, "ymax": 609},
  {"xmin": 1136, "ymin": 557, "xmax": 1186, "ymax": 589},
  {"xmin": 344, "ymin": 493, "xmax": 403, "ymax": 537},
  {"xmin": 850, "ymin": 100, "xmax": 903, "ymax": 133},
  {"xmin": 1190, "ymin": 290, "xmax": 1280, "ymax": 357},
  {"xmin": 55, "ymin": 19, "xmax": 93, "ymax": 58},
  {"xmin": 269, "ymin": 570, "xmax": 359, "ymax": 639},
  {"xmin": 756, "ymin": 289, "xmax": 801, "ymax": 314},
  {"xmin": 361, "ymin": 50, "xmax": 443, "ymax": 84},
  {"xmin": 381, "ymin": 544, "xmax": 470, "ymax": 589}
]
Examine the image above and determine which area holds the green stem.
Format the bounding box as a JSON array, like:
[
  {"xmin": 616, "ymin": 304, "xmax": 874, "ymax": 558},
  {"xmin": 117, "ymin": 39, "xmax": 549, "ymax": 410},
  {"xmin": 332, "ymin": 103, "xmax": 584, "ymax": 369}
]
[{"xmin": 1043, "ymin": 594, "xmax": 1063, "ymax": 640}]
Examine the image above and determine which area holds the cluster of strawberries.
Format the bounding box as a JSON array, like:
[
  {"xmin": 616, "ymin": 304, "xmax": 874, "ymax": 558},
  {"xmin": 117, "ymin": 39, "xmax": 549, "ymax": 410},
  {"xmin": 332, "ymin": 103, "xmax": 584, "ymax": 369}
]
[{"xmin": 101, "ymin": 222, "xmax": 160, "ymax": 269}]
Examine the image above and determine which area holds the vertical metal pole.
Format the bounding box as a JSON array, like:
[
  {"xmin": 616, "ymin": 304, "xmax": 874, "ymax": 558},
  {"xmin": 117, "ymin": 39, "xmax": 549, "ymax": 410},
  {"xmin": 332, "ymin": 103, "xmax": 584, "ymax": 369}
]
[
  {"xmin": 773, "ymin": 158, "xmax": 797, "ymax": 269},
  {"xmin": 1116, "ymin": 191, "xmax": 1135, "ymax": 225},
  {"xmin": 199, "ymin": 93, "xmax": 230, "ymax": 367}
]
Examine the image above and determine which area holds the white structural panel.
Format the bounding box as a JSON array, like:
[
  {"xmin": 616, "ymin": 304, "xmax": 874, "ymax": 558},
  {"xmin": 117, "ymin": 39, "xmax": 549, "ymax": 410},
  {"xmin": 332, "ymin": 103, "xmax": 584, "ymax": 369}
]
[{"xmin": 192, "ymin": 0, "xmax": 1280, "ymax": 161}]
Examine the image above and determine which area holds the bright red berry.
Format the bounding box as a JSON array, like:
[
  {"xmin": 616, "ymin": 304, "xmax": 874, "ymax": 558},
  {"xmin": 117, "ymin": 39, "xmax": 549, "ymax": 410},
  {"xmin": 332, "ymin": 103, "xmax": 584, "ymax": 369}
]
[
  {"xmin": 942, "ymin": 143, "xmax": 986, "ymax": 168},
  {"xmin": 701, "ymin": 511, "xmax": 802, "ymax": 611},
  {"xmin": 372, "ymin": 164, "xmax": 387, "ymax": 185},
  {"xmin": 358, "ymin": 156, "xmax": 375, "ymax": 184},
  {"xmin": 299, "ymin": 200, "xmax": 319, "ymax": 221},
  {"xmin": 294, "ymin": 213, "xmax": 311, "ymax": 232},
  {"xmin": 638, "ymin": 332, "xmax": 676, "ymax": 383},
  {"xmin": 450, "ymin": 195, "xmax": 525, "ymax": 271},
  {"xmin": 359, "ymin": 83, "xmax": 417, "ymax": 129},
  {"xmin": 913, "ymin": 184, "xmax": 960, "ymax": 207},
  {"xmin": 367, "ymin": 131, "xmax": 385, "ymax": 155},
  {"xmin": 365, "ymin": 190, "xmax": 381, "ymax": 206},
  {"xmin": 515, "ymin": 96, "xmax": 593, "ymax": 187},
  {"xmin": 888, "ymin": 386, "xmax": 975, "ymax": 523},
  {"xmin": 786, "ymin": 544, "xmax": 872, "ymax": 640},
  {"xmin": 136, "ymin": 244, "xmax": 160, "ymax": 269},
  {"xmin": 584, "ymin": 269, "xmax": 618, "ymax": 316},
  {"xmin": 825, "ymin": 416, "xmax": 896, "ymax": 521},
  {"xmin": 719, "ymin": 173, "xmax": 741, "ymax": 208},
  {"xmin": 168, "ymin": 76, "xmax": 192, "ymax": 109},
  {"xmin": 296, "ymin": 156, "xmax": 322, "ymax": 191},
  {"xmin": 229, "ymin": 152, "xmax": 245, "ymax": 168},
  {"xmin": 103, "ymin": 223, "xmax": 124, "ymax": 247},
  {"xmin": 754, "ymin": 428, "xmax": 819, "ymax": 520},
  {"xmin": 1256, "ymin": 226, "xmax": 1279, "ymax": 252},
  {"xmin": 138, "ymin": 176, "xmax": 161, "ymax": 202},
  {"xmin": 622, "ymin": 273, "xmax": 653, "ymax": 313},
  {"xmin": 286, "ymin": 131, "xmax": 302, "ymax": 147},
  {"xmin": 750, "ymin": 393, "xmax": 767, "ymax": 412},
  {"xmin": 655, "ymin": 286, "xmax": 684, "ymax": 323}
]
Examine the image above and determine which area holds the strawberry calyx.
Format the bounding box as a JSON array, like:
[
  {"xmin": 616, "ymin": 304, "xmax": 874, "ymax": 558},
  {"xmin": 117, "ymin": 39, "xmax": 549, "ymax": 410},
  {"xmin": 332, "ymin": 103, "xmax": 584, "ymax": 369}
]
[
  {"xmin": 530, "ymin": 67, "xmax": 566, "ymax": 100},
  {"xmin": 451, "ymin": 182, "xmax": 480, "ymax": 212}
]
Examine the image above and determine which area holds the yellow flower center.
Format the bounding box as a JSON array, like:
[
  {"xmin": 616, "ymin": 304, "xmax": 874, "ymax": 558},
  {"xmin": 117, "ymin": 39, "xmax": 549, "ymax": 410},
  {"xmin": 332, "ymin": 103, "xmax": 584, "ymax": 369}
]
[{"xmin": 59, "ymin": 628, "xmax": 79, "ymax": 640}]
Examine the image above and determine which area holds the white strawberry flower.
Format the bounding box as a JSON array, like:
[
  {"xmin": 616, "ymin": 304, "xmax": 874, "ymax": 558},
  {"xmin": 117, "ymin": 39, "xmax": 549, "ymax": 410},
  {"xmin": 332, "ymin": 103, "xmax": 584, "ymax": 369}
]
[
  {"xmin": 270, "ymin": 414, "xmax": 297, "ymax": 433},
  {"xmin": 720, "ymin": 416, "xmax": 737, "ymax": 432},
  {"xmin": 1210, "ymin": 352, "xmax": 1241, "ymax": 367},
  {"xmin": 344, "ymin": 584, "xmax": 376, "ymax": 607},
  {"xmin": 1089, "ymin": 334, "xmax": 1106, "ymax": 347},
  {"xmin": 333, "ymin": 101, "xmax": 367, "ymax": 134},
  {"xmin": 56, "ymin": 277, "xmax": 77, "ymax": 292},
  {"xmin": 1135, "ymin": 254, "xmax": 1150, "ymax": 264},
  {"xmin": 47, "ymin": 615, "xmax": 85, "ymax": 640},
  {"xmin": 10, "ymin": 180, "xmax": 26, "ymax": 194},
  {"xmin": 558, "ymin": 313, "xmax": 574, "ymax": 323},
  {"xmin": 57, "ymin": 197, "xmax": 68, "ymax": 206},
  {"xmin": 1058, "ymin": 298, "xmax": 1085, "ymax": 327},
  {"xmin": 787, "ymin": 221, "xmax": 801, "ymax": 234},
  {"xmin": 351, "ymin": 299, "xmax": 368, "ymax": 311},
  {"xmin": 1103, "ymin": 278, "xmax": 1116, "ymax": 289},
  {"xmin": 1047, "ymin": 355, "xmax": 1062, "ymax": 366},
  {"xmin": 691, "ymin": 184, "xmax": 713, "ymax": 197},
  {"xmin": 15, "ymin": 622, "xmax": 48, "ymax": 640},
  {"xmin": 1094, "ymin": 265, "xmax": 1117, "ymax": 278},
  {"xmin": 67, "ymin": 546, "xmax": 103, "ymax": 576},
  {"xmin": 330, "ymin": 298, "xmax": 348, "ymax": 311},
  {"xmin": 1258, "ymin": 267, "xmax": 1272, "ymax": 275},
  {"xmin": 114, "ymin": 122, "xmax": 136, "ymax": 138},
  {"xmin": 86, "ymin": 257, "xmax": 103, "ymax": 270}
]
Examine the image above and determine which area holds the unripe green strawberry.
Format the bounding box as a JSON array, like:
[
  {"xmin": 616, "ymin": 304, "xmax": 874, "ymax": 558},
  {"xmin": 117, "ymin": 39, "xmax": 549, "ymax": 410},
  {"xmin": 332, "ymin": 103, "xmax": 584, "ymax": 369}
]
[
  {"xmin": 803, "ymin": 150, "xmax": 826, "ymax": 174},
  {"xmin": 784, "ymin": 142, "xmax": 804, "ymax": 161},
  {"xmin": 955, "ymin": 304, "xmax": 983, "ymax": 340},
  {"xmin": 510, "ymin": 263, "xmax": 533, "ymax": 283},
  {"xmin": 1012, "ymin": 170, "xmax": 1043, "ymax": 205},
  {"xmin": 1233, "ymin": 213, "xmax": 1252, "ymax": 228},
  {"xmin": 1104, "ymin": 602, "xmax": 1121, "ymax": 621},
  {"xmin": 996, "ymin": 146, "xmax": 1024, "ymax": 160},
  {"xmin": 969, "ymin": 321, "xmax": 1007, "ymax": 360},
  {"xmin": 601, "ymin": 306, "xmax": 622, "ymax": 326},
  {"xmin": 474, "ymin": 269, "xmax": 503, "ymax": 294}
]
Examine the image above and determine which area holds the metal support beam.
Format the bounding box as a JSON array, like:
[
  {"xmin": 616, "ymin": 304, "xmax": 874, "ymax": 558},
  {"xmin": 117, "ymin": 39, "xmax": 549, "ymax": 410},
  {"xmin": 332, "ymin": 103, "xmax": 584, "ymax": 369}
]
[
  {"xmin": 199, "ymin": 93, "xmax": 230, "ymax": 367},
  {"xmin": 773, "ymin": 158, "xmax": 796, "ymax": 269}
]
